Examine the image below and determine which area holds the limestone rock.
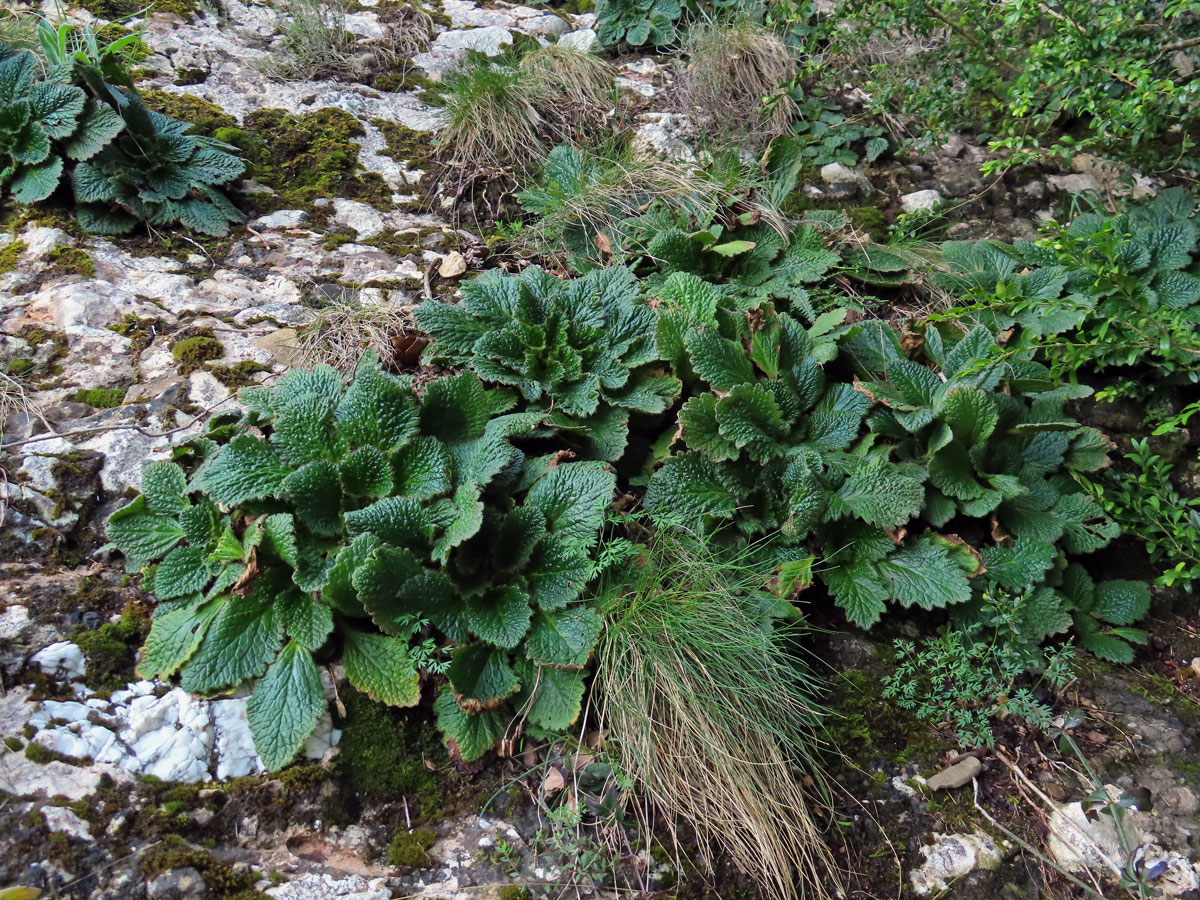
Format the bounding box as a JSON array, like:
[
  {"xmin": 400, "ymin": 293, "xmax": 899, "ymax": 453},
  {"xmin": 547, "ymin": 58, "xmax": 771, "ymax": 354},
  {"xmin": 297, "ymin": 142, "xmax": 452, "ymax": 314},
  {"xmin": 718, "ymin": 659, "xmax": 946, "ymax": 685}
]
[
  {"xmin": 42, "ymin": 806, "xmax": 93, "ymax": 842},
  {"xmin": 558, "ymin": 28, "xmax": 597, "ymax": 52},
  {"xmin": 431, "ymin": 26, "xmax": 513, "ymax": 57},
  {"xmin": 252, "ymin": 210, "xmax": 311, "ymax": 229},
  {"xmin": 901, "ymin": 189, "xmax": 943, "ymax": 213},
  {"xmin": 910, "ymin": 832, "xmax": 1002, "ymax": 895},
  {"xmin": 0, "ymin": 754, "xmax": 102, "ymax": 800},
  {"xmin": 32, "ymin": 641, "xmax": 86, "ymax": 680},
  {"xmin": 820, "ymin": 162, "xmax": 873, "ymax": 196},
  {"xmin": 147, "ymin": 866, "xmax": 208, "ymax": 900},
  {"xmin": 438, "ymin": 251, "xmax": 467, "ymax": 278}
]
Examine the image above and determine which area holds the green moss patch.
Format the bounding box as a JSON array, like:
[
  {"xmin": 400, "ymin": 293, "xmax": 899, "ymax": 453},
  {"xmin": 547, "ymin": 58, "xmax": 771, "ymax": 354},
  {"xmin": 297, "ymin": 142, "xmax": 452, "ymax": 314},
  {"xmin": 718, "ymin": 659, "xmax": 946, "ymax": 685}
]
[
  {"xmin": 211, "ymin": 360, "xmax": 271, "ymax": 388},
  {"xmin": 72, "ymin": 604, "xmax": 151, "ymax": 693},
  {"xmin": 172, "ymin": 334, "xmax": 225, "ymax": 372},
  {"xmin": 95, "ymin": 23, "xmax": 150, "ymax": 60},
  {"xmin": 70, "ymin": 387, "xmax": 127, "ymax": 409},
  {"xmin": 43, "ymin": 246, "xmax": 96, "ymax": 279},
  {"xmin": 78, "ymin": 0, "xmax": 198, "ymax": 21},
  {"xmin": 141, "ymin": 90, "xmax": 237, "ymax": 138},
  {"xmin": 242, "ymin": 108, "xmax": 392, "ymax": 216},
  {"xmin": 335, "ymin": 688, "xmax": 446, "ymax": 812},
  {"xmin": 0, "ymin": 238, "xmax": 27, "ymax": 274},
  {"xmin": 140, "ymin": 835, "xmax": 263, "ymax": 899},
  {"xmin": 175, "ymin": 67, "xmax": 208, "ymax": 86},
  {"xmin": 388, "ymin": 825, "xmax": 437, "ymax": 868}
]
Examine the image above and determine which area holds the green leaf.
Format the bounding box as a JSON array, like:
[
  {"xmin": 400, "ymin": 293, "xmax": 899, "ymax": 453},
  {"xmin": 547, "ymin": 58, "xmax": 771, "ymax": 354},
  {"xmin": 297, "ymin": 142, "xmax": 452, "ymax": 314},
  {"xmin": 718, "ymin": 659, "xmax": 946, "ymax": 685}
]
[
  {"xmin": 434, "ymin": 688, "xmax": 507, "ymax": 761},
  {"xmin": 323, "ymin": 533, "xmax": 380, "ymax": 616},
  {"xmin": 142, "ymin": 461, "xmax": 188, "ymax": 515},
  {"xmin": 1017, "ymin": 587, "xmax": 1072, "ymax": 640},
  {"xmin": 64, "ymin": 100, "xmax": 124, "ymax": 160},
  {"xmin": 342, "ymin": 628, "xmax": 420, "ymax": 707},
  {"xmin": 684, "ymin": 329, "xmax": 755, "ymax": 390},
  {"xmin": 339, "ymin": 446, "xmax": 394, "ymax": 498},
  {"xmin": 644, "ymin": 452, "xmax": 737, "ymax": 522},
  {"xmin": 875, "ymin": 536, "xmax": 973, "ymax": 610},
  {"xmin": 837, "ymin": 459, "xmax": 925, "ymax": 528},
  {"xmin": 277, "ymin": 591, "xmax": 334, "ymax": 650},
  {"xmin": 272, "ymin": 394, "xmax": 340, "ymax": 466},
  {"xmin": 824, "ymin": 562, "xmax": 889, "ymax": 629},
  {"xmin": 680, "ymin": 393, "xmax": 739, "ymax": 461},
  {"xmin": 1091, "ymin": 580, "xmax": 1150, "ymax": 626},
  {"xmin": 393, "ymin": 436, "xmax": 452, "ymax": 500},
  {"xmin": 709, "ymin": 239, "xmax": 757, "ymax": 257},
  {"xmin": 448, "ymin": 643, "xmax": 520, "ymax": 708},
  {"xmin": 11, "ymin": 155, "xmax": 63, "ymax": 203},
  {"xmin": 198, "ymin": 435, "xmax": 291, "ymax": 506},
  {"xmin": 155, "ymin": 546, "xmax": 212, "ymax": 600},
  {"xmin": 524, "ymin": 607, "xmax": 601, "ymax": 668},
  {"xmin": 519, "ymin": 661, "xmax": 586, "ymax": 731},
  {"xmin": 335, "ymin": 355, "xmax": 419, "ymax": 452},
  {"xmin": 281, "ymin": 460, "xmax": 343, "ymax": 538},
  {"xmin": 180, "ymin": 590, "xmax": 284, "ymax": 694},
  {"xmin": 107, "ymin": 496, "xmax": 185, "ymax": 567},
  {"xmin": 715, "ymin": 383, "xmax": 788, "ymax": 462},
  {"xmin": 525, "ymin": 461, "xmax": 615, "ymax": 548},
  {"xmin": 432, "ymin": 481, "xmax": 485, "ymax": 564},
  {"xmin": 465, "ymin": 585, "xmax": 533, "ymax": 649},
  {"xmin": 179, "ymin": 499, "xmax": 221, "ymax": 548},
  {"xmin": 247, "ymin": 641, "xmax": 326, "ymax": 770},
  {"xmin": 29, "ymin": 80, "xmax": 85, "ymax": 139},
  {"xmin": 345, "ymin": 496, "xmax": 433, "ymax": 551},
  {"xmin": 420, "ymin": 373, "xmax": 492, "ymax": 442},
  {"xmin": 980, "ymin": 539, "xmax": 1056, "ymax": 593},
  {"xmin": 136, "ymin": 600, "xmax": 221, "ymax": 680},
  {"xmin": 263, "ymin": 513, "xmax": 298, "ymax": 567},
  {"xmin": 941, "ymin": 387, "xmax": 998, "ymax": 444}
]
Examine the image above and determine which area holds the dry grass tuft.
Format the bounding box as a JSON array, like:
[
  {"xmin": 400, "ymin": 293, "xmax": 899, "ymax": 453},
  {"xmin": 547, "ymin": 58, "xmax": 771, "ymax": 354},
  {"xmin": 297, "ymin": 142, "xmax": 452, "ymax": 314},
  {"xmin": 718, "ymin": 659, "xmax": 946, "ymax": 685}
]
[
  {"xmin": 434, "ymin": 45, "xmax": 615, "ymax": 173},
  {"xmin": 677, "ymin": 18, "xmax": 797, "ymax": 145},
  {"xmin": 592, "ymin": 529, "xmax": 840, "ymax": 900},
  {"xmin": 290, "ymin": 290, "xmax": 419, "ymax": 374}
]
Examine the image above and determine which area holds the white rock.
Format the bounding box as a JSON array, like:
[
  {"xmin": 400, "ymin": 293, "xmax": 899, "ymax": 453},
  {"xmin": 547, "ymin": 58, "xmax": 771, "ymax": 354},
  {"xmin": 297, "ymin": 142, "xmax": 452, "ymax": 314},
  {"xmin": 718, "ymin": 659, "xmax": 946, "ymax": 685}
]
[
  {"xmin": 901, "ymin": 189, "xmax": 943, "ymax": 213},
  {"xmin": 78, "ymin": 428, "xmax": 171, "ymax": 494},
  {"xmin": 42, "ymin": 806, "xmax": 93, "ymax": 841},
  {"xmin": 432, "ymin": 26, "xmax": 514, "ymax": 57},
  {"xmin": 0, "ymin": 604, "xmax": 31, "ymax": 640},
  {"xmin": 1047, "ymin": 788, "xmax": 1139, "ymax": 874},
  {"xmin": 557, "ymin": 28, "xmax": 597, "ymax": 52},
  {"xmin": 32, "ymin": 642, "xmax": 87, "ymax": 680},
  {"xmin": 0, "ymin": 755, "xmax": 101, "ymax": 800},
  {"xmin": 22, "ymin": 227, "xmax": 75, "ymax": 259},
  {"xmin": 1141, "ymin": 843, "xmax": 1200, "ymax": 896},
  {"xmin": 438, "ymin": 251, "xmax": 467, "ymax": 278},
  {"xmin": 443, "ymin": 0, "xmax": 515, "ymax": 27},
  {"xmin": 910, "ymin": 832, "xmax": 1002, "ymax": 895},
  {"xmin": 332, "ymin": 199, "xmax": 389, "ymax": 239},
  {"xmin": 615, "ymin": 76, "xmax": 655, "ymax": 98},
  {"xmin": 343, "ymin": 12, "xmax": 385, "ymax": 38},
  {"xmin": 251, "ymin": 210, "xmax": 311, "ymax": 229},
  {"xmin": 1048, "ymin": 173, "xmax": 1100, "ymax": 193},
  {"xmin": 523, "ymin": 14, "xmax": 569, "ymax": 37},
  {"xmin": 820, "ymin": 162, "xmax": 873, "ymax": 194},
  {"xmin": 212, "ymin": 697, "xmax": 266, "ymax": 780},
  {"xmin": 266, "ymin": 873, "xmax": 391, "ymax": 900}
]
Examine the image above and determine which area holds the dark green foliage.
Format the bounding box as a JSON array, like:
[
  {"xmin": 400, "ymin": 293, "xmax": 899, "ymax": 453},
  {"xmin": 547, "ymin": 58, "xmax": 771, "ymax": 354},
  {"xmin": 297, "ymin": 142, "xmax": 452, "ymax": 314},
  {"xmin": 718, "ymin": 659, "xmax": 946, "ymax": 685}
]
[
  {"xmin": 938, "ymin": 188, "xmax": 1200, "ymax": 402},
  {"xmin": 0, "ymin": 22, "xmax": 245, "ymax": 235},
  {"xmin": 106, "ymin": 354, "xmax": 616, "ymax": 766},
  {"xmin": 71, "ymin": 387, "xmax": 125, "ymax": 408},
  {"xmin": 416, "ymin": 265, "xmax": 680, "ymax": 461},
  {"xmin": 72, "ymin": 604, "xmax": 150, "ymax": 692},
  {"xmin": 595, "ymin": 0, "xmax": 682, "ymax": 47},
  {"xmin": 388, "ymin": 826, "xmax": 437, "ymax": 868}
]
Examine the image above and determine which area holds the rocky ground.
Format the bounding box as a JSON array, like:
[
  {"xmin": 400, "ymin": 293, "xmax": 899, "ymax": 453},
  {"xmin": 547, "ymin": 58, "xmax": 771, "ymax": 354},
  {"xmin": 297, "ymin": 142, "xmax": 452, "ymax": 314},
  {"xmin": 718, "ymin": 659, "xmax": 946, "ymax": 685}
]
[{"xmin": 2, "ymin": 0, "xmax": 1200, "ymax": 897}]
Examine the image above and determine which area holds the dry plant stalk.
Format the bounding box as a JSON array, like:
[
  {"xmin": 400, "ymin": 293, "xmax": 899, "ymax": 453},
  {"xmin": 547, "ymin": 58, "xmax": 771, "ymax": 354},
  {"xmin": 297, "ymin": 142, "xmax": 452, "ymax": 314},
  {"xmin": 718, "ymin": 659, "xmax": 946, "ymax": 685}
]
[
  {"xmin": 678, "ymin": 18, "xmax": 798, "ymax": 145},
  {"xmin": 290, "ymin": 291, "xmax": 416, "ymax": 373},
  {"xmin": 594, "ymin": 533, "xmax": 840, "ymax": 900}
]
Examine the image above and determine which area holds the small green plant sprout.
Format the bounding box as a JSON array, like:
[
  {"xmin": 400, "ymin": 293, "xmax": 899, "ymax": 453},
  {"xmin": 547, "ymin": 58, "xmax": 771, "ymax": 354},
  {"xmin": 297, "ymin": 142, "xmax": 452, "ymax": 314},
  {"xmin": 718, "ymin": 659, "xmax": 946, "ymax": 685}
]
[
  {"xmin": 416, "ymin": 265, "xmax": 680, "ymax": 461},
  {"xmin": 106, "ymin": 354, "xmax": 618, "ymax": 767}
]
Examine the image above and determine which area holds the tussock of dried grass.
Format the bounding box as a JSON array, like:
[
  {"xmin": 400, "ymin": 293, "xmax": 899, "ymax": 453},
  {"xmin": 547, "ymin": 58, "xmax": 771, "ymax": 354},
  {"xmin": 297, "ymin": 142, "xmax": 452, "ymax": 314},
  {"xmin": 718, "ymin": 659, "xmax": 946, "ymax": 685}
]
[
  {"xmin": 678, "ymin": 18, "xmax": 798, "ymax": 145},
  {"xmin": 593, "ymin": 530, "xmax": 840, "ymax": 900},
  {"xmin": 290, "ymin": 292, "xmax": 417, "ymax": 374}
]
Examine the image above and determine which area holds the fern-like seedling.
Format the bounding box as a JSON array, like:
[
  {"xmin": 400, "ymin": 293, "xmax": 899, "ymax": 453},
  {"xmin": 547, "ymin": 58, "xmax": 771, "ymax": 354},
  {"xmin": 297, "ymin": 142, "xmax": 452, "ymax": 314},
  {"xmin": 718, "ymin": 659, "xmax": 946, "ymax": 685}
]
[{"xmin": 107, "ymin": 354, "xmax": 616, "ymax": 767}]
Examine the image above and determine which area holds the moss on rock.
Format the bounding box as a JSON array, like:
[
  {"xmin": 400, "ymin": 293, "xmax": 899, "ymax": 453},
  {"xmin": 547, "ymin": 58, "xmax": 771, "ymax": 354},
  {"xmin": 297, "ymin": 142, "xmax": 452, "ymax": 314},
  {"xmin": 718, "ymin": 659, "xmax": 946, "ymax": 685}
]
[
  {"xmin": 43, "ymin": 246, "xmax": 96, "ymax": 278},
  {"xmin": 242, "ymin": 108, "xmax": 392, "ymax": 216},
  {"xmin": 78, "ymin": 0, "xmax": 198, "ymax": 21},
  {"xmin": 140, "ymin": 91, "xmax": 237, "ymax": 138},
  {"xmin": 0, "ymin": 238, "xmax": 27, "ymax": 274},
  {"xmin": 387, "ymin": 825, "xmax": 437, "ymax": 868},
  {"xmin": 72, "ymin": 603, "xmax": 150, "ymax": 693},
  {"xmin": 172, "ymin": 334, "xmax": 225, "ymax": 372},
  {"xmin": 70, "ymin": 387, "xmax": 127, "ymax": 408}
]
